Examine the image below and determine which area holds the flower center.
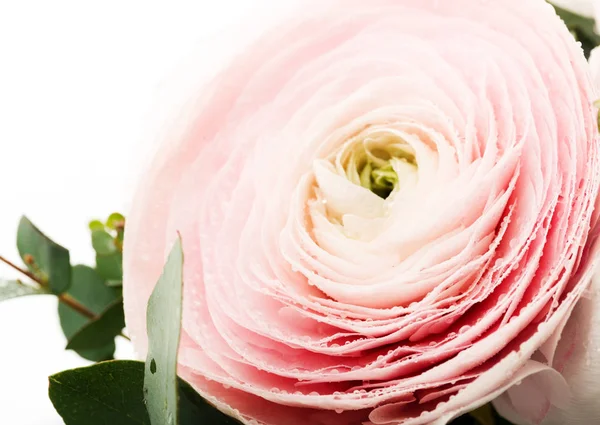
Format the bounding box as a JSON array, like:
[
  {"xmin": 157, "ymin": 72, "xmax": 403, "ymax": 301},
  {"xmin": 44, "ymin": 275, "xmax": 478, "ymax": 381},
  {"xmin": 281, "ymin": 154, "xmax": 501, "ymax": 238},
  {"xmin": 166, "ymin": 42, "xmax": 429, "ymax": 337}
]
[
  {"xmin": 359, "ymin": 158, "xmax": 399, "ymax": 199},
  {"xmin": 337, "ymin": 129, "xmax": 417, "ymax": 199},
  {"xmin": 310, "ymin": 127, "xmax": 420, "ymax": 240}
]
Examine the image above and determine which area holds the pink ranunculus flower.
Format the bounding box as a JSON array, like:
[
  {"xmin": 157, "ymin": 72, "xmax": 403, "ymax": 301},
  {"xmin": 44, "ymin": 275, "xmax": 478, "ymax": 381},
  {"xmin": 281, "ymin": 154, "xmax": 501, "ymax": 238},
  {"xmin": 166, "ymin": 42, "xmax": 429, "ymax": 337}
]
[
  {"xmin": 492, "ymin": 15, "xmax": 600, "ymax": 425},
  {"xmin": 122, "ymin": 1, "xmax": 600, "ymax": 424}
]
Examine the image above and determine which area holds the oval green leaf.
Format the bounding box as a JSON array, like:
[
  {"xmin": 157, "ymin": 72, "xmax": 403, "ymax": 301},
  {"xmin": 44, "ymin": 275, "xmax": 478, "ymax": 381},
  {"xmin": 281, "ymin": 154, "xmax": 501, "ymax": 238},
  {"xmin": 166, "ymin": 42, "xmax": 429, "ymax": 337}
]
[
  {"xmin": 92, "ymin": 230, "xmax": 117, "ymax": 256},
  {"xmin": 17, "ymin": 216, "xmax": 71, "ymax": 294},
  {"xmin": 106, "ymin": 212, "xmax": 125, "ymax": 230},
  {"xmin": 144, "ymin": 236, "xmax": 183, "ymax": 425},
  {"xmin": 58, "ymin": 265, "xmax": 120, "ymax": 361},
  {"xmin": 0, "ymin": 279, "xmax": 47, "ymax": 302},
  {"xmin": 49, "ymin": 360, "xmax": 150, "ymax": 425},
  {"xmin": 49, "ymin": 360, "xmax": 241, "ymax": 425},
  {"xmin": 96, "ymin": 252, "xmax": 123, "ymax": 281},
  {"xmin": 469, "ymin": 404, "xmax": 496, "ymax": 425},
  {"xmin": 551, "ymin": 3, "xmax": 600, "ymax": 57},
  {"xmin": 66, "ymin": 298, "xmax": 125, "ymax": 351},
  {"xmin": 88, "ymin": 220, "xmax": 105, "ymax": 232}
]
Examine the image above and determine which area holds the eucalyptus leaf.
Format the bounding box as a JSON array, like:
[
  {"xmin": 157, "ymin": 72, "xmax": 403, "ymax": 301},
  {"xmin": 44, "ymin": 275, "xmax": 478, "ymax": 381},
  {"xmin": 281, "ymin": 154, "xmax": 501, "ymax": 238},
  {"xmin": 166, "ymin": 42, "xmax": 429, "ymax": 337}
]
[
  {"xmin": 91, "ymin": 230, "xmax": 117, "ymax": 255},
  {"xmin": 58, "ymin": 265, "xmax": 120, "ymax": 361},
  {"xmin": 96, "ymin": 252, "xmax": 123, "ymax": 281},
  {"xmin": 49, "ymin": 360, "xmax": 150, "ymax": 425},
  {"xmin": 16, "ymin": 216, "xmax": 71, "ymax": 294},
  {"xmin": 449, "ymin": 416, "xmax": 475, "ymax": 425},
  {"xmin": 88, "ymin": 220, "xmax": 105, "ymax": 232},
  {"xmin": 470, "ymin": 404, "xmax": 496, "ymax": 425},
  {"xmin": 551, "ymin": 3, "xmax": 600, "ymax": 57},
  {"xmin": 178, "ymin": 378, "xmax": 241, "ymax": 425},
  {"xmin": 49, "ymin": 360, "xmax": 241, "ymax": 425},
  {"xmin": 66, "ymin": 298, "xmax": 125, "ymax": 351},
  {"xmin": 0, "ymin": 279, "xmax": 47, "ymax": 302},
  {"xmin": 144, "ymin": 236, "xmax": 184, "ymax": 425},
  {"xmin": 106, "ymin": 212, "xmax": 125, "ymax": 230}
]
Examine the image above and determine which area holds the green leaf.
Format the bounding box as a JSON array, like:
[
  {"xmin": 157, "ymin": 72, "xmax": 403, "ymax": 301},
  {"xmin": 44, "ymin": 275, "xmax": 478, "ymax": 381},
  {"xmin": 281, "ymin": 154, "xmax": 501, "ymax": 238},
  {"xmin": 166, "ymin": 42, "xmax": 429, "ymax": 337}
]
[
  {"xmin": 0, "ymin": 279, "xmax": 47, "ymax": 302},
  {"xmin": 58, "ymin": 265, "xmax": 120, "ymax": 361},
  {"xmin": 106, "ymin": 280, "xmax": 123, "ymax": 287},
  {"xmin": 144, "ymin": 236, "xmax": 184, "ymax": 425},
  {"xmin": 91, "ymin": 230, "xmax": 117, "ymax": 256},
  {"xmin": 470, "ymin": 404, "xmax": 496, "ymax": 425},
  {"xmin": 49, "ymin": 360, "xmax": 241, "ymax": 425},
  {"xmin": 449, "ymin": 415, "xmax": 476, "ymax": 425},
  {"xmin": 17, "ymin": 216, "xmax": 71, "ymax": 294},
  {"xmin": 88, "ymin": 220, "xmax": 105, "ymax": 232},
  {"xmin": 106, "ymin": 212, "xmax": 125, "ymax": 230},
  {"xmin": 551, "ymin": 3, "xmax": 600, "ymax": 58},
  {"xmin": 493, "ymin": 410, "xmax": 515, "ymax": 425},
  {"xmin": 49, "ymin": 360, "xmax": 150, "ymax": 425},
  {"xmin": 66, "ymin": 298, "xmax": 125, "ymax": 351},
  {"xmin": 96, "ymin": 252, "xmax": 123, "ymax": 281},
  {"xmin": 178, "ymin": 379, "xmax": 240, "ymax": 425}
]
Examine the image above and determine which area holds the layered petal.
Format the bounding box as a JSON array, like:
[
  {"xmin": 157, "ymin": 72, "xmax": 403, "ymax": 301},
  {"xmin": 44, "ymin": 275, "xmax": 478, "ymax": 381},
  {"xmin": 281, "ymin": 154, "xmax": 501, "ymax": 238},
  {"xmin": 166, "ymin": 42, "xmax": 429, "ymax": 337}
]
[{"xmin": 123, "ymin": 1, "xmax": 600, "ymax": 424}]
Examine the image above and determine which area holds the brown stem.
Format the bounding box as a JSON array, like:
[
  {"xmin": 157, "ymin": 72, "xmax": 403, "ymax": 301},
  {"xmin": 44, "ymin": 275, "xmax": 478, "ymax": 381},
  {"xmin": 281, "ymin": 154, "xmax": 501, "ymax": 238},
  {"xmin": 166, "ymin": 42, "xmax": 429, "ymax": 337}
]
[
  {"xmin": 2, "ymin": 254, "xmax": 131, "ymax": 342},
  {"xmin": 56, "ymin": 295, "xmax": 131, "ymax": 340},
  {"xmin": 0, "ymin": 255, "xmax": 40, "ymax": 283},
  {"xmin": 58, "ymin": 295, "xmax": 130, "ymax": 340},
  {"xmin": 58, "ymin": 293, "xmax": 97, "ymax": 320}
]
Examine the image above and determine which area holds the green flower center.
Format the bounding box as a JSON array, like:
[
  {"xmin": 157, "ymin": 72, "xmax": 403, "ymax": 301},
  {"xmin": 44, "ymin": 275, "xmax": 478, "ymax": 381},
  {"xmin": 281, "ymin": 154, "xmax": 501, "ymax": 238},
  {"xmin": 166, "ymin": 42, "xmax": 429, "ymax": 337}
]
[
  {"xmin": 359, "ymin": 162, "xmax": 399, "ymax": 199},
  {"xmin": 334, "ymin": 130, "xmax": 417, "ymax": 199}
]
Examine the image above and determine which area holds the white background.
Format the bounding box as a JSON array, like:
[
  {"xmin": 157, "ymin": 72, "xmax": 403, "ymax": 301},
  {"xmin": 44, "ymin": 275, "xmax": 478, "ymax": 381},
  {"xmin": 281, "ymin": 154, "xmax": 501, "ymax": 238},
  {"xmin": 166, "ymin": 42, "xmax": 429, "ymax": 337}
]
[
  {"xmin": 0, "ymin": 0, "xmax": 592, "ymax": 424},
  {"xmin": 0, "ymin": 1, "xmax": 302, "ymax": 423}
]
